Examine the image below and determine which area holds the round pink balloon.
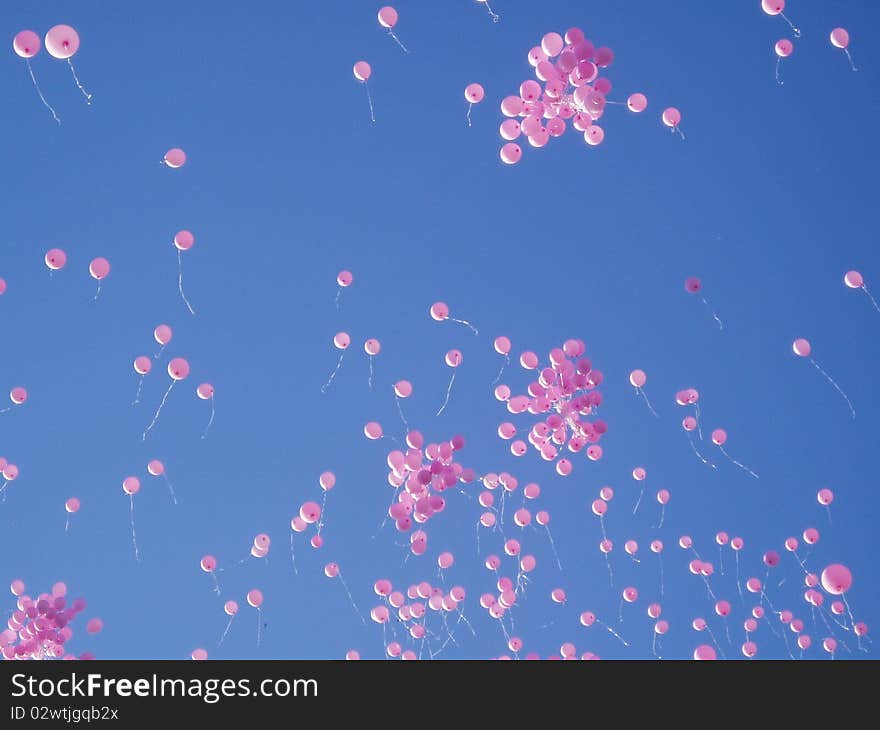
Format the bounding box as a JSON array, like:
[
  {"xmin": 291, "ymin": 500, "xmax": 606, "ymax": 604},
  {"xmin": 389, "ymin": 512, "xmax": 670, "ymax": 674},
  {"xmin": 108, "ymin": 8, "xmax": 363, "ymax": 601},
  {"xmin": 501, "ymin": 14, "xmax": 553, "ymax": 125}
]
[
  {"xmin": 174, "ymin": 230, "xmax": 195, "ymax": 251},
  {"xmin": 167, "ymin": 358, "xmax": 190, "ymax": 381},
  {"xmin": 154, "ymin": 324, "xmax": 173, "ymax": 346},
  {"xmin": 246, "ymin": 589, "xmax": 263, "ymax": 608},
  {"xmin": 45, "ymin": 248, "xmax": 67, "ymax": 271},
  {"xmin": 337, "ymin": 270, "xmax": 353, "ymax": 287},
  {"xmin": 122, "ymin": 476, "xmax": 141, "ymax": 495},
  {"xmin": 629, "ymin": 369, "xmax": 647, "ymax": 388},
  {"xmin": 164, "ymin": 148, "xmax": 186, "ymax": 168},
  {"xmin": 364, "ymin": 338, "xmax": 381, "ymax": 356},
  {"xmin": 465, "ymin": 83, "xmax": 485, "ymax": 104},
  {"xmin": 792, "ymin": 338, "xmax": 811, "ymax": 357},
  {"xmin": 844, "ymin": 270, "xmax": 863, "ymax": 289},
  {"xmin": 353, "ymin": 61, "xmax": 372, "ymax": 82},
  {"xmin": 685, "ymin": 276, "xmax": 702, "ymax": 293},
  {"xmin": 661, "ymin": 107, "xmax": 681, "ymax": 128},
  {"xmin": 830, "ymin": 28, "xmax": 850, "ymax": 50},
  {"xmin": 9, "ymin": 387, "xmax": 27, "ymax": 405},
  {"xmin": 134, "ymin": 356, "xmax": 152, "ymax": 375},
  {"xmin": 89, "ymin": 257, "xmax": 110, "ymax": 280},
  {"xmin": 65, "ymin": 497, "xmax": 80, "ymax": 513},
  {"xmin": 693, "ymin": 644, "xmax": 716, "ymax": 660},
  {"xmin": 500, "ymin": 143, "xmax": 523, "ymax": 165},
  {"xmin": 45, "ymin": 25, "xmax": 80, "ymax": 60},
  {"xmin": 13, "ymin": 31, "xmax": 41, "ymax": 59},
  {"xmin": 820, "ymin": 564, "xmax": 852, "ymax": 595},
  {"xmin": 775, "ymin": 39, "xmax": 793, "ymax": 57},
  {"xmin": 378, "ymin": 6, "xmax": 398, "ymax": 29},
  {"xmin": 197, "ymin": 383, "xmax": 214, "ymax": 400},
  {"xmin": 334, "ymin": 332, "xmax": 351, "ymax": 349},
  {"xmin": 147, "ymin": 459, "xmax": 165, "ymax": 476},
  {"xmin": 627, "ymin": 93, "xmax": 648, "ymax": 113}
]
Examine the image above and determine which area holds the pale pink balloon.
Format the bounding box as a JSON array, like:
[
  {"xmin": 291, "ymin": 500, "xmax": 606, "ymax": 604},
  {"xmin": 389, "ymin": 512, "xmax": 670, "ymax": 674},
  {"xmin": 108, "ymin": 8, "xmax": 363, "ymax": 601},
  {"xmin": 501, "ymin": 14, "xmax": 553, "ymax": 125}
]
[
  {"xmin": 377, "ymin": 6, "xmax": 398, "ymax": 28},
  {"xmin": 556, "ymin": 459, "xmax": 572, "ymax": 476},
  {"xmin": 324, "ymin": 562, "xmax": 340, "ymax": 578},
  {"xmin": 147, "ymin": 459, "xmax": 165, "ymax": 476},
  {"xmin": 353, "ymin": 61, "xmax": 372, "ymax": 82},
  {"xmin": 174, "ymin": 230, "xmax": 195, "ymax": 251},
  {"xmin": 762, "ymin": 0, "xmax": 785, "ymax": 15},
  {"xmin": 122, "ymin": 476, "xmax": 141, "ymax": 495},
  {"xmin": 501, "ymin": 95, "xmax": 525, "ymax": 116},
  {"xmin": 586, "ymin": 445, "xmax": 603, "ymax": 461},
  {"xmin": 224, "ymin": 600, "xmax": 238, "ymax": 616},
  {"xmin": 820, "ymin": 564, "xmax": 852, "ymax": 595},
  {"xmin": 584, "ymin": 125, "xmax": 605, "ymax": 146},
  {"xmin": 599, "ymin": 486, "xmax": 613, "ymax": 501},
  {"xmin": 551, "ymin": 588, "xmax": 567, "ymax": 604},
  {"xmin": 429, "ymin": 302, "xmax": 449, "ymax": 321},
  {"xmin": 334, "ymin": 332, "xmax": 351, "ymax": 349},
  {"xmin": 520, "ymin": 555, "xmax": 537, "ymax": 572},
  {"xmin": 154, "ymin": 324, "xmax": 173, "ymax": 346},
  {"xmin": 13, "ymin": 30, "xmax": 41, "ymax": 58},
  {"xmin": 337, "ymin": 270, "xmax": 353, "ymax": 287},
  {"xmin": 625, "ymin": 540, "xmax": 639, "ymax": 556},
  {"xmin": 822, "ymin": 637, "xmax": 837, "ymax": 654},
  {"xmin": 89, "ymin": 257, "xmax": 110, "ymax": 280},
  {"xmin": 393, "ymin": 380, "xmax": 412, "ymax": 398},
  {"xmin": 731, "ymin": 536, "xmax": 744, "ymax": 551},
  {"xmin": 45, "ymin": 248, "xmax": 67, "ymax": 271},
  {"xmin": 465, "ymin": 83, "xmax": 485, "ymax": 104},
  {"xmin": 742, "ymin": 641, "xmax": 758, "ymax": 658},
  {"xmin": 445, "ymin": 349, "xmax": 463, "ymax": 368},
  {"xmin": 629, "ymin": 369, "xmax": 647, "ymax": 388},
  {"xmin": 715, "ymin": 600, "xmax": 731, "ymax": 617},
  {"xmin": 797, "ymin": 635, "xmax": 811, "ymax": 650},
  {"xmin": 200, "ymin": 555, "xmax": 217, "ymax": 572},
  {"xmin": 541, "ymin": 32, "xmax": 564, "ymax": 58},
  {"xmin": 514, "ymin": 508, "xmax": 532, "ymax": 527},
  {"xmin": 682, "ymin": 416, "xmax": 697, "ymax": 432},
  {"xmin": 803, "ymin": 527, "xmax": 819, "ymax": 545},
  {"xmin": 500, "ymin": 143, "xmax": 523, "ymax": 165},
  {"xmin": 784, "ymin": 536, "xmax": 799, "ymax": 552},
  {"xmin": 655, "ymin": 620, "xmax": 669, "ymax": 635},
  {"xmin": 775, "ymin": 39, "xmax": 793, "ymax": 57},
  {"xmin": 844, "ymin": 270, "xmax": 863, "ymax": 289},
  {"xmin": 499, "ymin": 120, "xmax": 521, "ymax": 140},
  {"xmin": 9, "ymin": 387, "xmax": 27, "ymax": 405},
  {"xmin": 437, "ymin": 552, "xmax": 454, "ymax": 569},
  {"xmin": 632, "ymin": 467, "xmax": 646, "ymax": 481},
  {"xmin": 290, "ymin": 516, "xmax": 307, "ymax": 532},
  {"xmin": 167, "ymin": 358, "xmax": 190, "ymax": 381},
  {"xmin": 830, "ymin": 28, "xmax": 850, "ymax": 49},
  {"xmin": 65, "ymin": 497, "xmax": 80, "ymax": 513},
  {"xmin": 627, "ymin": 93, "xmax": 648, "ymax": 113},
  {"xmin": 194, "ymin": 383, "xmax": 214, "ymax": 401},
  {"xmin": 711, "ymin": 428, "xmax": 727, "ymax": 446},
  {"xmin": 764, "ymin": 550, "xmax": 781, "ymax": 568},
  {"xmin": 746, "ymin": 578, "xmax": 762, "ymax": 593},
  {"xmin": 623, "ymin": 587, "xmax": 638, "ymax": 603},
  {"xmin": 86, "ymin": 618, "xmax": 103, "ymax": 635},
  {"xmin": 792, "ymin": 338, "xmax": 811, "ymax": 357},
  {"xmin": 0, "ymin": 279, "xmax": 6, "ymax": 296},
  {"xmin": 134, "ymin": 356, "xmax": 152, "ymax": 375},
  {"xmin": 656, "ymin": 489, "xmax": 670, "ymax": 505},
  {"xmin": 300, "ymin": 501, "xmax": 321, "ymax": 524},
  {"xmin": 855, "ymin": 622, "xmax": 868, "ymax": 637},
  {"xmin": 319, "ymin": 471, "xmax": 335, "ymax": 491},
  {"xmin": 661, "ymin": 107, "xmax": 681, "ymax": 128},
  {"xmin": 817, "ymin": 488, "xmax": 833, "ymax": 506},
  {"xmin": 494, "ymin": 336, "xmax": 512, "ymax": 355},
  {"xmin": 685, "ymin": 276, "xmax": 702, "ymax": 293},
  {"xmin": 45, "ymin": 25, "xmax": 80, "ymax": 59},
  {"xmin": 10, "ymin": 580, "xmax": 25, "ymax": 597},
  {"xmin": 364, "ymin": 338, "xmax": 381, "ymax": 356},
  {"xmin": 364, "ymin": 421, "xmax": 383, "ymax": 440},
  {"xmin": 679, "ymin": 535, "xmax": 693, "ymax": 549},
  {"xmin": 164, "ymin": 148, "xmax": 187, "ymax": 168},
  {"xmin": 693, "ymin": 644, "xmax": 716, "ymax": 660},
  {"xmin": 246, "ymin": 589, "xmax": 263, "ymax": 608},
  {"xmin": 715, "ymin": 532, "xmax": 729, "ymax": 546},
  {"xmin": 2, "ymin": 464, "xmax": 18, "ymax": 481}
]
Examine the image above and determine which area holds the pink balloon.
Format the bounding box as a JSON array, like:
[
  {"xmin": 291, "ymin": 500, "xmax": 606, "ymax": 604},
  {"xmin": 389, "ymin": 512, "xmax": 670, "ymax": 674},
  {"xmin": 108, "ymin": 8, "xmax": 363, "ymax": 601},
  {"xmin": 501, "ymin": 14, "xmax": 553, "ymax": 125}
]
[
  {"xmin": 246, "ymin": 589, "xmax": 263, "ymax": 608},
  {"xmin": 45, "ymin": 248, "xmax": 67, "ymax": 271},
  {"xmin": 147, "ymin": 459, "xmax": 165, "ymax": 476},
  {"xmin": 364, "ymin": 338, "xmax": 381, "ymax": 356},
  {"xmin": 820, "ymin": 564, "xmax": 852, "ymax": 595},
  {"xmin": 551, "ymin": 588, "xmax": 567, "ymax": 604},
  {"xmin": 803, "ymin": 527, "xmax": 819, "ymax": 545},
  {"xmin": 393, "ymin": 380, "xmax": 412, "ymax": 398},
  {"xmin": 430, "ymin": 302, "xmax": 449, "ymax": 321},
  {"xmin": 337, "ymin": 270, "xmax": 353, "ymax": 287},
  {"xmin": 324, "ymin": 562, "xmax": 340, "ymax": 578},
  {"xmin": 629, "ymin": 369, "xmax": 647, "ymax": 388},
  {"xmin": 122, "ymin": 476, "xmax": 140, "ymax": 495},
  {"xmin": 377, "ymin": 6, "xmax": 399, "ymax": 29},
  {"xmin": 89, "ymin": 257, "xmax": 110, "ymax": 280},
  {"xmin": 693, "ymin": 645, "xmax": 716, "ymax": 660},
  {"xmin": 445, "ymin": 349, "xmax": 463, "ymax": 368},
  {"xmin": 844, "ymin": 270, "xmax": 863, "ymax": 289},
  {"xmin": 65, "ymin": 497, "xmax": 80, "ymax": 513},
  {"xmin": 319, "ymin": 471, "xmax": 335, "ymax": 491},
  {"xmin": 200, "ymin": 555, "xmax": 217, "ymax": 572},
  {"xmin": 167, "ymin": 358, "xmax": 190, "ymax": 381},
  {"xmin": 197, "ymin": 383, "xmax": 214, "ymax": 400},
  {"xmin": 792, "ymin": 338, "xmax": 811, "ymax": 357},
  {"xmin": 682, "ymin": 416, "xmax": 697, "ymax": 432},
  {"xmin": 154, "ymin": 324, "xmax": 173, "ymax": 346},
  {"xmin": 499, "ymin": 120, "xmax": 521, "ymax": 140},
  {"xmin": 9, "ymin": 387, "xmax": 27, "ymax": 405},
  {"xmin": 762, "ymin": 0, "xmax": 785, "ymax": 15},
  {"xmin": 520, "ymin": 80, "xmax": 542, "ymax": 101},
  {"xmin": 45, "ymin": 25, "xmax": 80, "ymax": 60},
  {"xmin": 0, "ymin": 279, "xmax": 6, "ymax": 296},
  {"xmin": 13, "ymin": 30, "xmax": 41, "ymax": 59},
  {"xmin": 711, "ymin": 428, "xmax": 727, "ymax": 446},
  {"xmin": 817, "ymin": 488, "xmax": 834, "ymax": 506},
  {"xmin": 353, "ymin": 61, "xmax": 372, "ymax": 82},
  {"xmin": 632, "ymin": 467, "xmax": 647, "ymax": 481},
  {"xmin": 822, "ymin": 637, "xmax": 837, "ymax": 654},
  {"xmin": 333, "ymin": 332, "xmax": 351, "ymax": 349},
  {"xmin": 627, "ymin": 93, "xmax": 648, "ymax": 113},
  {"xmin": 656, "ymin": 489, "xmax": 670, "ymax": 505},
  {"xmin": 174, "ymin": 230, "xmax": 195, "ymax": 251},
  {"xmin": 541, "ymin": 32, "xmax": 564, "ymax": 58},
  {"xmin": 164, "ymin": 148, "xmax": 187, "ymax": 168},
  {"xmin": 437, "ymin": 552, "xmax": 454, "ymax": 569},
  {"xmin": 465, "ymin": 83, "xmax": 485, "ymax": 104},
  {"xmin": 685, "ymin": 277, "xmax": 702, "ymax": 294},
  {"xmin": 775, "ymin": 39, "xmax": 794, "ymax": 57},
  {"xmin": 830, "ymin": 28, "xmax": 850, "ymax": 49},
  {"xmin": 715, "ymin": 600, "xmax": 731, "ymax": 617},
  {"xmin": 86, "ymin": 618, "xmax": 103, "ymax": 635},
  {"xmin": 661, "ymin": 107, "xmax": 681, "ymax": 128},
  {"xmin": 584, "ymin": 125, "xmax": 605, "ymax": 146},
  {"xmin": 10, "ymin": 580, "xmax": 25, "ymax": 597},
  {"xmin": 300, "ymin": 501, "xmax": 321, "ymax": 524},
  {"xmin": 500, "ymin": 143, "xmax": 523, "ymax": 165},
  {"xmin": 224, "ymin": 600, "xmax": 238, "ymax": 616},
  {"xmin": 623, "ymin": 587, "xmax": 638, "ymax": 603},
  {"xmin": 134, "ymin": 356, "xmax": 152, "ymax": 375},
  {"xmin": 599, "ymin": 486, "xmax": 613, "ymax": 501}
]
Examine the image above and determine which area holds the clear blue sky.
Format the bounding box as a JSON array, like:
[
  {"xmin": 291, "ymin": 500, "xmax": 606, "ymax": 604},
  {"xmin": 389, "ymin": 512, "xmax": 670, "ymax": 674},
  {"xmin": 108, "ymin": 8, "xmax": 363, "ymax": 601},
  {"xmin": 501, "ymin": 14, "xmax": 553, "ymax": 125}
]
[{"xmin": 2, "ymin": 0, "xmax": 877, "ymax": 660}]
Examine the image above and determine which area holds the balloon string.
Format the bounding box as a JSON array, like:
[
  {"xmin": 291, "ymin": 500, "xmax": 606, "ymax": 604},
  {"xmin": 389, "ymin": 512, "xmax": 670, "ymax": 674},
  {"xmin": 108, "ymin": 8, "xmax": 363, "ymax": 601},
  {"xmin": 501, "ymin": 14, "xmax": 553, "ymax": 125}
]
[
  {"xmin": 387, "ymin": 30, "xmax": 409, "ymax": 53},
  {"xmin": 675, "ymin": 125, "xmax": 686, "ymax": 141},
  {"xmin": 778, "ymin": 13, "xmax": 800, "ymax": 38},
  {"xmin": 436, "ymin": 371, "xmax": 456, "ymax": 416},
  {"xmin": 218, "ymin": 616, "xmax": 235, "ymax": 646},
  {"xmin": 395, "ymin": 395, "xmax": 409, "ymax": 432},
  {"xmin": 544, "ymin": 525, "xmax": 563, "ymax": 571},
  {"xmin": 67, "ymin": 59, "xmax": 92, "ymax": 104},
  {"xmin": 368, "ymin": 355, "xmax": 374, "ymax": 391},
  {"xmin": 618, "ymin": 598, "xmax": 624, "ymax": 624},
  {"xmin": 490, "ymin": 355, "xmax": 509, "ymax": 386},
  {"xmin": 638, "ymin": 387, "xmax": 660, "ymax": 417},
  {"xmin": 338, "ymin": 572, "xmax": 366, "ymax": 624},
  {"xmin": 450, "ymin": 316, "xmax": 478, "ymax": 336},
  {"xmin": 321, "ymin": 352, "xmax": 345, "ymax": 393},
  {"xmin": 466, "ymin": 102, "xmax": 473, "ymax": 128},
  {"xmin": 735, "ymin": 552, "xmax": 744, "ymax": 604},
  {"xmin": 658, "ymin": 553, "xmax": 664, "ymax": 598},
  {"xmin": 132, "ymin": 376, "xmax": 145, "ymax": 405},
  {"xmin": 0, "ymin": 480, "xmax": 8, "ymax": 500},
  {"xmin": 201, "ymin": 397, "xmax": 216, "ymax": 440},
  {"xmin": 775, "ymin": 56, "xmax": 784, "ymax": 85},
  {"xmin": 93, "ymin": 280, "xmax": 102, "ymax": 301},
  {"xmin": 700, "ymin": 296, "xmax": 723, "ymax": 329},
  {"xmin": 317, "ymin": 491, "xmax": 328, "ymax": 535},
  {"xmin": 632, "ymin": 486, "xmax": 645, "ymax": 515},
  {"xmin": 600, "ymin": 619, "xmax": 629, "ymax": 647},
  {"xmin": 288, "ymin": 531, "xmax": 298, "ymax": 575},
  {"xmin": 719, "ymin": 546, "xmax": 724, "ymax": 576},
  {"xmin": 129, "ymin": 494, "xmax": 140, "ymax": 562},
  {"xmin": 657, "ymin": 505, "xmax": 666, "ymax": 529},
  {"xmin": 65, "ymin": 516, "xmax": 70, "ymax": 534},
  {"xmin": 365, "ymin": 83, "xmax": 376, "ymax": 124},
  {"xmin": 143, "ymin": 380, "xmax": 175, "ymax": 441},
  {"xmin": 154, "ymin": 344, "xmax": 166, "ymax": 360},
  {"xmin": 210, "ymin": 572, "xmax": 220, "ymax": 595},
  {"xmin": 719, "ymin": 445, "xmax": 759, "ymax": 479},
  {"xmin": 256, "ymin": 608, "xmax": 262, "ymax": 647},
  {"xmin": 604, "ymin": 552, "xmax": 614, "ymax": 588},
  {"xmin": 482, "ymin": 1, "xmax": 500, "ymax": 22},
  {"xmin": 862, "ymin": 286, "xmax": 880, "ymax": 313},
  {"xmin": 177, "ymin": 249, "xmax": 196, "ymax": 316},
  {"xmin": 334, "ymin": 286, "xmax": 343, "ymax": 309},
  {"xmin": 26, "ymin": 60, "xmax": 61, "ymax": 124},
  {"xmin": 809, "ymin": 358, "xmax": 855, "ymax": 419},
  {"xmin": 164, "ymin": 473, "xmax": 178, "ymax": 505},
  {"xmin": 706, "ymin": 625, "xmax": 725, "ymax": 659},
  {"xmin": 688, "ymin": 434, "xmax": 717, "ymax": 468},
  {"xmin": 844, "ymin": 48, "xmax": 858, "ymax": 72}
]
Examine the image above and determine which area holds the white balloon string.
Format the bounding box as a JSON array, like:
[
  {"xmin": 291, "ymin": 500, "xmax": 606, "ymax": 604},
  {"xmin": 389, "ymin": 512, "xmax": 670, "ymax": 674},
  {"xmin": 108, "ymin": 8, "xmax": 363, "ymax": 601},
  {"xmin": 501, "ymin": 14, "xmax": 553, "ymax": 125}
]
[
  {"xmin": 334, "ymin": 286, "xmax": 343, "ymax": 309},
  {"xmin": 694, "ymin": 403, "xmax": 704, "ymax": 440},
  {"xmin": 365, "ymin": 83, "xmax": 376, "ymax": 123},
  {"xmin": 395, "ymin": 395, "xmax": 409, "ymax": 431},
  {"xmin": 388, "ymin": 30, "xmax": 409, "ymax": 53},
  {"xmin": 218, "ymin": 616, "xmax": 235, "ymax": 646},
  {"xmin": 368, "ymin": 355, "xmax": 374, "ymax": 391},
  {"xmin": 338, "ymin": 572, "xmax": 366, "ymax": 624},
  {"xmin": 618, "ymin": 598, "xmax": 624, "ymax": 623},
  {"xmin": 209, "ymin": 572, "xmax": 220, "ymax": 595},
  {"xmin": 638, "ymin": 387, "xmax": 660, "ymax": 418},
  {"xmin": 177, "ymin": 249, "xmax": 196, "ymax": 316},
  {"xmin": 719, "ymin": 546, "xmax": 725, "ymax": 576},
  {"xmin": 129, "ymin": 494, "xmax": 140, "ymax": 562},
  {"xmin": 632, "ymin": 486, "xmax": 645, "ymax": 515},
  {"xmin": 201, "ymin": 397, "xmax": 216, "ymax": 440},
  {"xmin": 600, "ymin": 619, "xmax": 629, "ymax": 647},
  {"xmin": 154, "ymin": 344, "xmax": 166, "ymax": 360},
  {"xmin": 780, "ymin": 13, "xmax": 800, "ymax": 38},
  {"xmin": 143, "ymin": 380, "xmax": 175, "ymax": 441},
  {"xmin": 132, "ymin": 376, "xmax": 145, "ymax": 405},
  {"xmin": 688, "ymin": 433, "xmax": 717, "ymax": 468},
  {"xmin": 825, "ymin": 504, "xmax": 833, "ymax": 526},
  {"xmin": 27, "ymin": 60, "xmax": 61, "ymax": 124},
  {"xmin": 436, "ymin": 371, "xmax": 456, "ymax": 416},
  {"xmin": 466, "ymin": 102, "xmax": 473, "ymax": 127},
  {"xmin": 701, "ymin": 296, "xmax": 723, "ymax": 329},
  {"xmin": 706, "ymin": 624, "xmax": 725, "ymax": 659},
  {"xmin": 65, "ymin": 516, "xmax": 70, "ymax": 533},
  {"xmin": 450, "ymin": 316, "xmax": 478, "ymax": 336},
  {"xmin": 775, "ymin": 56, "xmax": 784, "ymax": 85},
  {"xmin": 719, "ymin": 445, "xmax": 759, "ymax": 478},
  {"xmin": 735, "ymin": 552, "xmax": 744, "ymax": 604},
  {"xmin": 321, "ymin": 352, "xmax": 345, "ymax": 393},
  {"xmin": 483, "ymin": 1, "xmax": 500, "ymax": 22},
  {"xmin": 67, "ymin": 58, "xmax": 92, "ymax": 104},
  {"xmin": 862, "ymin": 286, "xmax": 880, "ymax": 313},
  {"xmin": 844, "ymin": 48, "xmax": 858, "ymax": 72},
  {"xmin": 544, "ymin": 525, "xmax": 563, "ymax": 571},
  {"xmin": 317, "ymin": 491, "xmax": 328, "ymax": 536},
  {"xmin": 810, "ymin": 358, "xmax": 855, "ymax": 419},
  {"xmin": 93, "ymin": 280, "xmax": 102, "ymax": 301},
  {"xmin": 289, "ymin": 531, "xmax": 298, "ymax": 575},
  {"xmin": 657, "ymin": 505, "xmax": 666, "ymax": 529},
  {"xmin": 658, "ymin": 553, "xmax": 664, "ymax": 598},
  {"xmin": 491, "ymin": 354, "xmax": 508, "ymax": 386},
  {"xmin": 164, "ymin": 473, "xmax": 178, "ymax": 505},
  {"xmin": 675, "ymin": 126, "xmax": 686, "ymax": 141}
]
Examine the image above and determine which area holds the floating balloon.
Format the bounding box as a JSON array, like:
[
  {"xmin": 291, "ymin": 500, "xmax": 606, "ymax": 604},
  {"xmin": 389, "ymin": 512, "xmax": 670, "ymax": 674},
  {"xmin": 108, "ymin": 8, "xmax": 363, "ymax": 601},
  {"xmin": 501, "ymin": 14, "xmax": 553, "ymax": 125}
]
[
  {"xmin": 378, "ymin": 7, "xmax": 408, "ymax": 53},
  {"xmin": 172, "ymin": 230, "xmax": 197, "ymax": 315},
  {"xmin": 436, "ymin": 350, "xmax": 463, "ymax": 416},
  {"xmin": 163, "ymin": 148, "xmax": 186, "ymax": 168},
  {"xmin": 143, "ymin": 358, "xmax": 190, "ymax": 441},
  {"xmin": 629, "ymin": 369, "xmax": 659, "ymax": 417},
  {"xmin": 335, "ymin": 269, "xmax": 353, "ymax": 308},
  {"xmin": 148, "ymin": 458, "xmax": 177, "ymax": 504},
  {"xmin": 45, "ymin": 248, "xmax": 67, "ymax": 272},
  {"xmin": 711, "ymin": 428, "xmax": 758, "ymax": 478},
  {"xmin": 13, "ymin": 30, "xmax": 60, "ymax": 124},
  {"xmin": 465, "ymin": 83, "xmax": 485, "ymax": 127},
  {"xmin": 430, "ymin": 301, "xmax": 478, "ymax": 335},
  {"xmin": 661, "ymin": 107, "xmax": 684, "ymax": 140},
  {"xmin": 322, "ymin": 332, "xmax": 351, "ymax": 392},
  {"xmin": 844, "ymin": 270, "xmax": 879, "ymax": 313},
  {"xmin": 122, "ymin": 477, "xmax": 142, "ymax": 561},
  {"xmin": 88, "ymin": 257, "xmax": 110, "ymax": 299},
  {"xmin": 761, "ymin": 1, "xmax": 800, "ymax": 39},
  {"xmin": 830, "ymin": 28, "xmax": 857, "ymax": 71},
  {"xmin": 774, "ymin": 39, "xmax": 793, "ymax": 84},
  {"xmin": 685, "ymin": 276, "xmax": 723, "ymax": 329},
  {"xmin": 365, "ymin": 338, "xmax": 381, "ymax": 390},
  {"xmin": 64, "ymin": 497, "xmax": 80, "ymax": 532},
  {"xmin": 353, "ymin": 61, "xmax": 375, "ymax": 123},
  {"xmin": 792, "ymin": 338, "xmax": 855, "ymax": 419}
]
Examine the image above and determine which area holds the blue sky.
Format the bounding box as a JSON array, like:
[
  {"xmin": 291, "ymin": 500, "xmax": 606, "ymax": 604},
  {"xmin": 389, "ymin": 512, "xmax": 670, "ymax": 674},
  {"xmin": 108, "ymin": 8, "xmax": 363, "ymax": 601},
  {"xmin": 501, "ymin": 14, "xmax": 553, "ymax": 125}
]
[{"xmin": 2, "ymin": 0, "xmax": 877, "ymax": 660}]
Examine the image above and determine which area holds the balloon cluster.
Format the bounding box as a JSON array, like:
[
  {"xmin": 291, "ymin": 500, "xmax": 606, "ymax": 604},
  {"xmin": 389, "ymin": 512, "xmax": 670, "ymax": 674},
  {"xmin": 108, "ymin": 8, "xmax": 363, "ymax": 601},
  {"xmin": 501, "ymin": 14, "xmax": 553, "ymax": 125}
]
[
  {"xmin": 494, "ymin": 338, "xmax": 606, "ymax": 476},
  {"xmin": 2, "ymin": 580, "xmax": 98, "ymax": 660}
]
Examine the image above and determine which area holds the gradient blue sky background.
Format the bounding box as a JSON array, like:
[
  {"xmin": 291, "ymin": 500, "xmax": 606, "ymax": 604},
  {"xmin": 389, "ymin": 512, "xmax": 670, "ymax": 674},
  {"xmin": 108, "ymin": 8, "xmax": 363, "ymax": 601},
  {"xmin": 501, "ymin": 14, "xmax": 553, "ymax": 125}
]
[{"xmin": 2, "ymin": 0, "xmax": 877, "ymax": 660}]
